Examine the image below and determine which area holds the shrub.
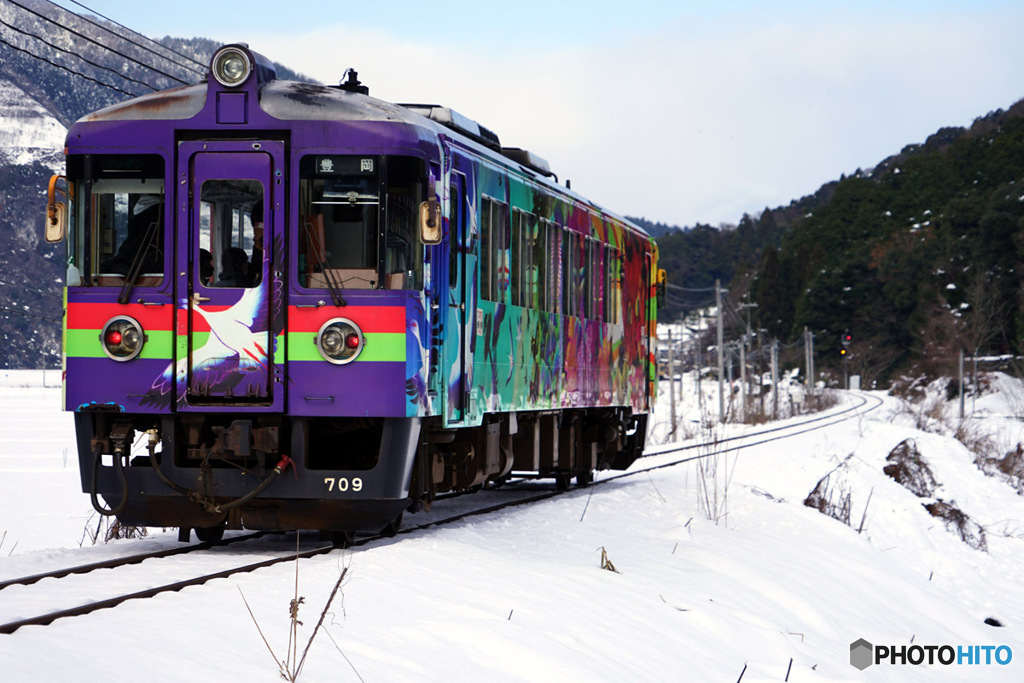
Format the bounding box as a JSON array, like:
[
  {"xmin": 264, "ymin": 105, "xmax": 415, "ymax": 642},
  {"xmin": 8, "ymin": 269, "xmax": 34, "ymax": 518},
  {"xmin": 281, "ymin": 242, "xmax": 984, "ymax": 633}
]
[
  {"xmin": 804, "ymin": 472, "xmax": 852, "ymax": 526},
  {"xmin": 883, "ymin": 438, "xmax": 937, "ymax": 497},
  {"xmin": 975, "ymin": 443, "xmax": 1024, "ymax": 494},
  {"xmin": 924, "ymin": 499, "xmax": 987, "ymax": 552}
]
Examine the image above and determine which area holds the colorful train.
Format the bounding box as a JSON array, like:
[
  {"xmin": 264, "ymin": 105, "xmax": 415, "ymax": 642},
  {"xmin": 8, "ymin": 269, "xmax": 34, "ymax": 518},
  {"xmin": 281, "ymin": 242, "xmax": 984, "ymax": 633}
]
[{"xmin": 45, "ymin": 44, "xmax": 660, "ymax": 541}]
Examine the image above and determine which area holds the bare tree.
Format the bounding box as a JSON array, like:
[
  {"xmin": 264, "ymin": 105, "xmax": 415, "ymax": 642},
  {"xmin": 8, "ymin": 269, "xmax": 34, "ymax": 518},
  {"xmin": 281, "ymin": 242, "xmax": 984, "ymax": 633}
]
[{"xmin": 960, "ymin": 274, "xmax": 1006, "ymax": 390}]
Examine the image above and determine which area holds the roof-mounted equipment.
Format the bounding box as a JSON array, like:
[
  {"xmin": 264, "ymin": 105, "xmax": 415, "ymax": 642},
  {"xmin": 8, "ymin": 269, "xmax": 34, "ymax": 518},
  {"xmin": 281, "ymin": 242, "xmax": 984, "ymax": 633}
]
[
  {"xmin": 400, "ymin": 104, "xmax": 502, "ymax": 151},
  {"xmin": 501, "ymin": 147, "xmax": 555, "ymax": 179},
  {"xmin": 335, "ymin": 68, "xmax": 369, "ymax": 95}
]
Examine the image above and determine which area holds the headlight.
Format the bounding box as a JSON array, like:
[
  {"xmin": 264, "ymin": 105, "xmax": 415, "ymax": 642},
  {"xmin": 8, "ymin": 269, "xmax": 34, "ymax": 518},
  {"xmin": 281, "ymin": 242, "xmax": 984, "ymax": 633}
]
[
  {"xmin": 101, "ymin": 316, "xmax": 145, "ymax": 361},
  {"xmin": 316, "ymin": 319, "xmax": 363, "ymax": 365},
  {"xmin": 212, "ymin": 46, "xmax": 252, "ymax": 87}
]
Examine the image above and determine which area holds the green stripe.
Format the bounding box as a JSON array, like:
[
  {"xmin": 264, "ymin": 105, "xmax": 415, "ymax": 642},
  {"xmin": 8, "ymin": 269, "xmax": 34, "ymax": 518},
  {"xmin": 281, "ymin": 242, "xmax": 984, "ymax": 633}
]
[
  {"xmin": 273, "ymin": 334, "xmax": 285, "ymax": 365},
  {"xmin": 66, "ymin": 329, "xmax": 173, "ymax": 360},
  {"xmin": 286, "ymin": 332, "xmax": 405, "ymax": 363}
]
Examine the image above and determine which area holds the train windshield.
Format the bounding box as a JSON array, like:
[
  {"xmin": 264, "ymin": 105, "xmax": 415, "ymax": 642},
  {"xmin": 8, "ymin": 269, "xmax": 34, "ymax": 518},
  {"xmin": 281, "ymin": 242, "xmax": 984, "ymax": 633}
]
[
  {"xmin": 66, "ymin": 154, "xmax": 166, "ymax": 287},
  {"xmin": 298, "ymin": 154, "xmax": 423, "ymax": 290}
]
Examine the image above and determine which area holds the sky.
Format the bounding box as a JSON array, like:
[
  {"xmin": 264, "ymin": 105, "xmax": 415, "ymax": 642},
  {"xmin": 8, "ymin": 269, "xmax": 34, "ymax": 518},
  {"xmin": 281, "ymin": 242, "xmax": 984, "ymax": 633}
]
[{"xmin": 48, "ymin": 0, "xmax": 1024, "ymax": 227}]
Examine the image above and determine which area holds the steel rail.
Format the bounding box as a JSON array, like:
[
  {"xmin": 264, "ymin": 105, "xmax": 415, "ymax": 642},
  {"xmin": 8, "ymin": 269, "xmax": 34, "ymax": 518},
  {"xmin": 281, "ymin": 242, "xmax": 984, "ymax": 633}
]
[
  {"xmin": 0, "ymin": 532, "xmax": 266, "ymax": 592},
  {"xmin": 642, "ymin": 391, "xmax": 881, "ymax": 461},
  {"xmin": 0, "ymin": 543, "xmax": 334, "ymax": 635},
  {"xmin": 617, "ymin": 392, "xmax": 884, "ymax": 477}
]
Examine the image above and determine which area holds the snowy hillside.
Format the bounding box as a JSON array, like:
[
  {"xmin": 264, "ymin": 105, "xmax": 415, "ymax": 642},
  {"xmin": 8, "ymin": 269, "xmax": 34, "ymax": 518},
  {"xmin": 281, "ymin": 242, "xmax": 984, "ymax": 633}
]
[
  {"xmin": 0, "ymin": 79, "xmax": 66, "ymax": 368},
  {"xmin": 0, "ymin": 79, "xmax": 64, "ymax": 172},
  {"xmin": 1, "ymin": 370, "xmax": 1023, "ymax": 681}
]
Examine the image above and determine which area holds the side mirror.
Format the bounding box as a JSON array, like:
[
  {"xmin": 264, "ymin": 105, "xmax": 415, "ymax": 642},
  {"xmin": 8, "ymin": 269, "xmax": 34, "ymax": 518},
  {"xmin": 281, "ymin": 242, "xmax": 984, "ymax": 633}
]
[
  {"xmin": 45, "ymin": 175, "xmax": 68, "ymax": 243},
  {"xmin": 419, "ymin": 200, "xmax": 442, "ymax": 245},
  {"xmin": 656, "ymin": 268, "xmax": 668, "ymax": 301}
]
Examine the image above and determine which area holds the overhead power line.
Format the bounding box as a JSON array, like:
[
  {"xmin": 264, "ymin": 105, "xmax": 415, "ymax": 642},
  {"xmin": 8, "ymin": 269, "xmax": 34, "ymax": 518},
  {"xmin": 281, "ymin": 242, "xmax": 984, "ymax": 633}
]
[
  {"xmin": 0, "ymin": 15, "xmax": 157, "ymax": 93},
  {"xmin": 47, "ymin": 0, "xmax": 206, "ymax": 75},
  {"xmin": 666, "ymin": 283, "xmax": 718, "ymax": 293},
  {"xmin": 0, "ymin": 304, "xmax": 62, "ymax": 323},
  {"xmin": 6, "ymin": 0, "xmax": 190, "ymax": 86},
  {"xmin": 0, "ymin": 32, "xmax": 137, "ymax": 97}
]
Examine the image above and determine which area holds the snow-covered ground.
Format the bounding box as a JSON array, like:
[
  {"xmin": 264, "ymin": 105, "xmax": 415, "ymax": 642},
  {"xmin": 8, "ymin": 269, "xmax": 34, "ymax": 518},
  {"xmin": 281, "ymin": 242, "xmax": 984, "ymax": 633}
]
[{"xmin": 2, "ymin": 368, "xmax": 1024, "ymax": 681}]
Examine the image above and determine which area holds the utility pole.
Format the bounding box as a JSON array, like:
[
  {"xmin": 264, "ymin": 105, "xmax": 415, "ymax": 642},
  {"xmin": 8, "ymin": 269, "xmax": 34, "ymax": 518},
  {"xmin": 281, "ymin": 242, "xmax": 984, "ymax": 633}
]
[
  {"xmin": 739, "ymin": 334, "xmax": 747, "ymax": 423},
  {"xmin": 738, "ymin": 302, "xmax": 758, "ymax": 419},
  {"xmin": 717, "ymin": 279, "xmax": 724, "ymax": 423},
  {"xmin": 668, "ymin": 329, "xmax": 677, "ymax": 437},
  {"xmin": 694, "ymin": 327, "xmax": 702, "ymax": 397},
  {"xmin": 804, "ymin": 327, "xmax": 813, "ymax": 393},
  {"xmin": 959, "ymin": 348, "xmax": 965, "ymax": 420},
  {"xmin": 771, "ymin": 338, "xmax": 779, "ymax": 419},
  {"xmin": 809, "ymin": 330, "xmax": 815, "ymax": 395}
]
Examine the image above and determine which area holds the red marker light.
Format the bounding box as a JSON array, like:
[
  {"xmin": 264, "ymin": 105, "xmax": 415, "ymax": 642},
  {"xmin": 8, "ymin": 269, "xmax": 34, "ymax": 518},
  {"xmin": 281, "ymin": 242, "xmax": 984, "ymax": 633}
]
[
  {"xmin": 100, "ymin": 316, "xmax": 145, "ymax": 361},
  {"xmin": 316, "ymin": 318, "xmax": 364, "ymax": 364}
]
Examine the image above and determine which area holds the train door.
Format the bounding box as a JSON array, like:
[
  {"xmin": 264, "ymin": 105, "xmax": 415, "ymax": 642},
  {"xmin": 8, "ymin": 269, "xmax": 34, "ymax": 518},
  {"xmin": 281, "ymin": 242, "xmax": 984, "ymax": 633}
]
[
  {"xmin": 176, "ymin": 140, "xmax": 284, "ymax": 410},
  {"xmin": 444, "ymin": 171, "xmax": 469, "ymax": 423}
]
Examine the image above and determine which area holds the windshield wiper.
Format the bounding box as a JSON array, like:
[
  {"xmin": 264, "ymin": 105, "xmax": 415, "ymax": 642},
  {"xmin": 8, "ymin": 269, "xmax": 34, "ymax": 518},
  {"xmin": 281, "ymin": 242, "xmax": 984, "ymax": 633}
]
[
  {"xmin": 302, "ymin": 217, "xmax": 346, "ymax": 307},
  {"xmin": 118, "ymin": 213, "xmax": 161, "ymax": 305}
]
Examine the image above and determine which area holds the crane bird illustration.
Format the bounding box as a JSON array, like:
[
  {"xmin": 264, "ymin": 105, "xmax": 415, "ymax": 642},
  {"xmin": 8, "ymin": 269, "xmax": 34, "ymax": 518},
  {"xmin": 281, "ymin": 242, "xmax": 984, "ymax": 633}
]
[{"xmin": 142, "ymin": 285, "xmax": 273, "ymax": 407}]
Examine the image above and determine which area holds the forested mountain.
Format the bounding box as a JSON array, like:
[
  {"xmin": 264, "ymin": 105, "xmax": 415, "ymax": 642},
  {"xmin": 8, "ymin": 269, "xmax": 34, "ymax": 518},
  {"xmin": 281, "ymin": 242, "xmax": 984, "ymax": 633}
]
[
  {"xmin": 642, "ymin": 96, "xmax": 1024, "ymax": 386},
  {"xmin": 635, "ymin": 182, "xmax": 838, "ymax": 318},
  {"xmin": 747, "ymin": 101, "xmax": 1024, "ymax": 385}
]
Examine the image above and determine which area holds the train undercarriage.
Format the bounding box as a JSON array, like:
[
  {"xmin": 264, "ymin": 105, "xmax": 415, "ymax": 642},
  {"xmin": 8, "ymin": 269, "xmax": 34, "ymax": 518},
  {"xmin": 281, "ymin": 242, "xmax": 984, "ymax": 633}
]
[{"xmin": 78, "ymin": 408, "xmax": 647, "ymax": 541}]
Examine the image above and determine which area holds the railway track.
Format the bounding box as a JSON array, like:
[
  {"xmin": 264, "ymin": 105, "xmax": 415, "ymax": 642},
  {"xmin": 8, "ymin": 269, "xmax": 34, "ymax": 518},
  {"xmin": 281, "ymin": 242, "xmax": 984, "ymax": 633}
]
[
  {"xmin": 0, "ymin": 391, "xmax": 882, "ymax": 636},
  {"xmin": 637, "ymin": 390, "xmax": 883, "ymax": 467}
]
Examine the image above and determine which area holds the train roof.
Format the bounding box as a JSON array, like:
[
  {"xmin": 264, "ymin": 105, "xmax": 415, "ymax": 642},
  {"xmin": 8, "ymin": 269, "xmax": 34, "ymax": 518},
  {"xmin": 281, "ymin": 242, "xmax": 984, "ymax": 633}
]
[{"xmin": 72, "ymin": 44, "xmax": 652, "ymax": 242}]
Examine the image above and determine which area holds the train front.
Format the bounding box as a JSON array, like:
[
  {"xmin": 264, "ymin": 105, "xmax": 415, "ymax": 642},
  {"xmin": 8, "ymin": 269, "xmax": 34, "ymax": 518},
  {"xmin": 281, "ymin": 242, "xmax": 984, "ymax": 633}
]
[{"xmin": 47, "ymin": 45, "xmax": 443, "ymax": 540}]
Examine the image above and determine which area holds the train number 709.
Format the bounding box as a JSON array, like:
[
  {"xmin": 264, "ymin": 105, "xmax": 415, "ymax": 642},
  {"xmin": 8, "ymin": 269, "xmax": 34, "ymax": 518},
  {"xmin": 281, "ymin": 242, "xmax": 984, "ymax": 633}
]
[{"xmin": 323, "ymin": 477, "xmax": 363, "ymax": 493}]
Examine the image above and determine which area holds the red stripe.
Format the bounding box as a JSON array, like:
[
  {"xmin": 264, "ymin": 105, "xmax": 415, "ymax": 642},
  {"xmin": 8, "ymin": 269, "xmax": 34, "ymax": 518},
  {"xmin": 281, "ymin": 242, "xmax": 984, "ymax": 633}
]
[
  {"xmin": 288, "ymin": 305, "xmax": 406, "ymax": 334},
  {"xmin": 66, "ymin": 301, "xmax": 173, "ymax": 331},
  {"xmin": 66, "ymin": 301, "xmax": 405, "ymax": 334}
]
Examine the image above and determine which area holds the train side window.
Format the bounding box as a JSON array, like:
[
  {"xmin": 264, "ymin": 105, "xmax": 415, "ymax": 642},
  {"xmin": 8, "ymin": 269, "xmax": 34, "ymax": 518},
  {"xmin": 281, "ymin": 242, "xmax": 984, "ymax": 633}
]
[
  {"xmin": 592, "ymin": 239, "xmax": 605, "ymax": 321},
  {"xmin": 532, "ymin": 218, "xmax": 549, "ymax": 311},
  {"xmin": 565, "ymin": 228, "xmax": 573, "ymax": 317},
  {"xmin": 480, "ymin": 196, "xmax": 509, "ymax": 302},
  {"xmin": 561, "ymin": 228, "xmax": 572, "ymax": 316},
  {"xmin": 480, "ymin": 196, "xmax": 492, "ymax": 299},
  {"xmin": 383, "ymin": 156, "xmax": 424, "ymax": 290},
  {"xmin": 564, "ymin": 230, "xmax": 587, "ymax": 318},
  {"xmin": 607, "ymin": 246, "xmax": 621, "ymax": 324},
  {"xmin": 549, "ymin": 222, "xmax": 563, "ymax": 315},
  {"xmin": 449, "ymin": 182, "xmax": 460, "ymax": 288},
  {"xmin": 512, "ymin": 209, "xmax": 537, "ymax": 308},
  {"xmin": 510, "ymin": 208, "xmax": 522, "ymax": 306},
  {"xmin": 497, "ymin": 200, "xmax": 510, "ymax": 300},
  {"xmin": 577, "ymin": 234, "xmax": 589, "ymax": 318}
]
